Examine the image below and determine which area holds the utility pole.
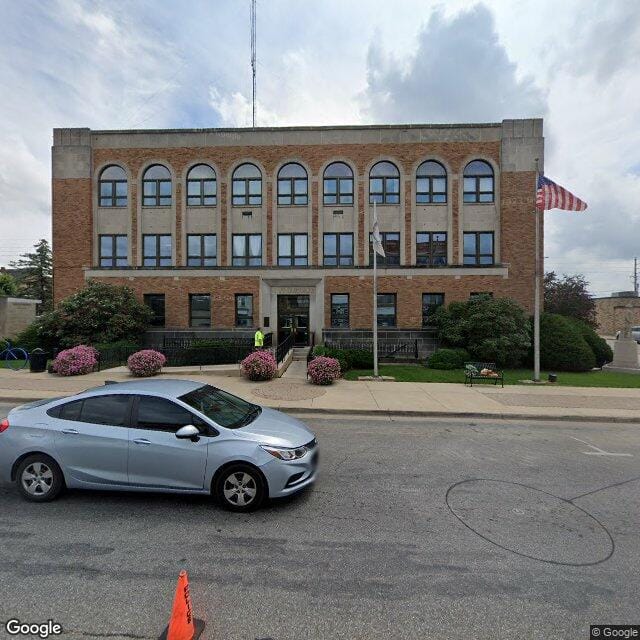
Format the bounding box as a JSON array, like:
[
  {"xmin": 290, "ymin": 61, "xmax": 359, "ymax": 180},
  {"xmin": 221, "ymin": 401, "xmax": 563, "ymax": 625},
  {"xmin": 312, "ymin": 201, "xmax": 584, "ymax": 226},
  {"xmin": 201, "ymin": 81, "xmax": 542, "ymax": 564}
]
[
  {"xmin": 250, "ymin": 0, "xmax": 257, "ymax": 128},
  {"xmin": 634, "ymin": 257, "xmax": 638, "ymax": 295}
]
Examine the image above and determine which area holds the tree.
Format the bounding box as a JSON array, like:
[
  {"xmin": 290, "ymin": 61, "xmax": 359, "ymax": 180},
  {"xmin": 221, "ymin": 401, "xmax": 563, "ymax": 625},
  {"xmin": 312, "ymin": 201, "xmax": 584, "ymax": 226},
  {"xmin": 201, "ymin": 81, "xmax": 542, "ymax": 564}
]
[
  {"xmin": 544, "ymin": 271, "xmax": 596, "ymax": 327},
  {"xmin": 38, "ymin": 281, "xmax": 153, "ymax": 348},
  {"xmin": 10, "ymin": 239, "xmax": 53, "ymax": 312},
  {"xmin": 0, "ymin": 271, "xmax": 18, "ymax": 296},
  {"xmin": 433, "ymin": 297, "xmax": 531, "ymax": 368}
]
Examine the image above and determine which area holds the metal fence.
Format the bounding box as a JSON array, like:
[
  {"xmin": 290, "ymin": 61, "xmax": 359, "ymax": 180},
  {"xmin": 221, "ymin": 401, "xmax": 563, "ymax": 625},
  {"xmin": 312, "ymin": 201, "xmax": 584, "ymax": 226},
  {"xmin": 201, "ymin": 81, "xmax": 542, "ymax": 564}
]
[
  {"xmin": 324, "ymin": 338, "xmax": 419, "ymax": 359},
  {"xmin": 96, "ymin": 341, "xmax": 257, "ymax": 371}
]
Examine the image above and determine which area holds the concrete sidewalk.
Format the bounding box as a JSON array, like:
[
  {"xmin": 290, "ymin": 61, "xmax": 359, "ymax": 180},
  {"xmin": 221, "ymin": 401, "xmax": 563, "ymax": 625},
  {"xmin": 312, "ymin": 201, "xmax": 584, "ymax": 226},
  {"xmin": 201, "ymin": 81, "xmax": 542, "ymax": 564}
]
[{"xmin": 1, "ymin": 366, "xmax": 639, "ymax": 423}]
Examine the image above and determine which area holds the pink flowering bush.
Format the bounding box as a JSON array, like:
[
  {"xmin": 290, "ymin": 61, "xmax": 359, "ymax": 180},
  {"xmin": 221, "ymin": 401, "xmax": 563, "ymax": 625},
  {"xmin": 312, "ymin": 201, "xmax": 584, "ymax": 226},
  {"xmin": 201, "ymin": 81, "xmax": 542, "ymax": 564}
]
[
  {"xmin": 307, "ymin": 356, "xmax": 341, "ymax": 385},
  {"xmin": 52, "ymin": 345, "xmax": 98, "ymax": 376},
  {"xmin": 127, "ymin": 349, "xmax": 166, "ymax": 377},
  {"xmin": 241, "ymin": 350, "xmax": 277, "ymax": 381}
]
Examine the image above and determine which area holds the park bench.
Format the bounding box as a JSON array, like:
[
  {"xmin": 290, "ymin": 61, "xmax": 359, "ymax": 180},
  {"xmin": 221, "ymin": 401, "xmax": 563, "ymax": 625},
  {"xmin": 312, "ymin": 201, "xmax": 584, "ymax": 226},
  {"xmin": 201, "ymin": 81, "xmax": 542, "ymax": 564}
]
[{"xmin": 464, "ymin": 362, "xmax": 504, "ymax": 387}]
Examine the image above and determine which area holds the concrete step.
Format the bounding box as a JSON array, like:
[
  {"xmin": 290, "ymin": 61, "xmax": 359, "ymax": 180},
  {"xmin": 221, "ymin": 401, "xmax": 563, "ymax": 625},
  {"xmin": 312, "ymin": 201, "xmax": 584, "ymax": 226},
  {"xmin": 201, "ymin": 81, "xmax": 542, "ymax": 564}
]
[{"xmin": 292, "ymin": 347, "xmax": 311, "ymax": 362}]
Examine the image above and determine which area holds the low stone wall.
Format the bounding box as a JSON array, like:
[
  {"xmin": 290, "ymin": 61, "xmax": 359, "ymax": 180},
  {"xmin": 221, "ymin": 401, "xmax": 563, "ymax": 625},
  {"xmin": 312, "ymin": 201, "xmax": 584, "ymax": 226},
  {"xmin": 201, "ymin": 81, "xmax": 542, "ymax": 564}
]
[{"xmin": 0, "ymin": 297, "xmax": 40, "ymax": 338}]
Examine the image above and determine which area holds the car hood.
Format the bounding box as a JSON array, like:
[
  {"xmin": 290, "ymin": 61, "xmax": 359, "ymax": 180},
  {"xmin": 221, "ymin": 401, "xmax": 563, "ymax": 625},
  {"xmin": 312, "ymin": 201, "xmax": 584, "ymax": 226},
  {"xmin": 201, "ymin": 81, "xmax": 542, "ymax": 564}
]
[{"xmin": 237, "ymin": 407, "xmax": 315, "ymax": 447}]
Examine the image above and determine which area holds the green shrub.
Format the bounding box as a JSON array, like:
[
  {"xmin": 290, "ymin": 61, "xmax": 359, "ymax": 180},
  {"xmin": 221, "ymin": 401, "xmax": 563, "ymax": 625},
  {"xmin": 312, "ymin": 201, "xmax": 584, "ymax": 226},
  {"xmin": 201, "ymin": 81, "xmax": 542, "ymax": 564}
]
[
  {"xmin": 568, "ymin": 319, "xmax": 613, "ymax": 368},
  {"xmin": 38, "ymin": 281, "xmax": 153, "ymax": 348},
  {"xmin": 427, "ymin": 347, "xmax": 470, "ymax": 370},
  {"xmin": 93, "ymin": 340, "xmax": 141, "ymax": 351},
  {"xmin": 344, "ymin": 348, "xmax": 374, "ymax": 369},
  {"xmin": 313, "ymin": 345, "xmax": 350, "ymax": 373},
  {"xmin": 434, "ymin": 297, "xmax": 531, "ymax": 368},
  {"xmin": 539, "ymin": 313, "xmax": 596, "ymax": 372}
]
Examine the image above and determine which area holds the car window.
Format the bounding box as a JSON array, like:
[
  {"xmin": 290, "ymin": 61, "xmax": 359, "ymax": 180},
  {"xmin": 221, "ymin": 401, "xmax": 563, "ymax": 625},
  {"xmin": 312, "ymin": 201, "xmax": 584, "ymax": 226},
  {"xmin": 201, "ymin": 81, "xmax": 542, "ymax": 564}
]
[
  {"xmin": 179, "ymin": 384, "xmax": 260, "ymax": 429},
  {"xmin": 57, "ymin": 400, "xmax": 83, "ymax": 421},
  {"xmin": 136, "ymin": 396, "xmax": 201, "ymax": 433},
  {"xmin": 79, "ymin": 395, "xmax": 131, "ymax": 427}
]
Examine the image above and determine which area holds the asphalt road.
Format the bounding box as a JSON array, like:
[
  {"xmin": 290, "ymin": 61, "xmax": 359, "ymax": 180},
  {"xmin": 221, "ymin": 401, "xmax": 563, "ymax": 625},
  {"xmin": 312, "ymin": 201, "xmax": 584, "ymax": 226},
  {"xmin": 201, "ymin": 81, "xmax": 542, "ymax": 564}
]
[{"xmin": 0, "ymin": 403, "xmax": 639, "ymax": 640}]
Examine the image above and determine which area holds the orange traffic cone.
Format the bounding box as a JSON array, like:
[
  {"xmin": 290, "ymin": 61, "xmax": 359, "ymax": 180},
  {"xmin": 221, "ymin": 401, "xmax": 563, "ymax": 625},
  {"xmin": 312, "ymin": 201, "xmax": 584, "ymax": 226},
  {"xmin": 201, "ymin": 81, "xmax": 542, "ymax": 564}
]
[{"xmin": 158, "ymin": 570, "xmax": 205, "ymax": 640}]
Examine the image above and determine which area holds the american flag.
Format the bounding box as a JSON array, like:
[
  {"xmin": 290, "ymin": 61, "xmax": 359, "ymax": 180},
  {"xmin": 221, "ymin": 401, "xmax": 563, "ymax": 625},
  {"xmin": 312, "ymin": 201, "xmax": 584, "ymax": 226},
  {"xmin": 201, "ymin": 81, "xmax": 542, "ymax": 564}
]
[{"xmin": 536, "ymin": 175, "xmax": 587, "ymax": 212}]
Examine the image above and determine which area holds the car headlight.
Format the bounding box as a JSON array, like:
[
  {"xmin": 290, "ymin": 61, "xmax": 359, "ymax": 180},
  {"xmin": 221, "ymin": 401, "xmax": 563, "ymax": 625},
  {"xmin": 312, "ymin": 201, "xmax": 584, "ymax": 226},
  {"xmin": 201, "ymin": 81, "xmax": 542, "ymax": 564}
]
[{"xmin": 260, "ymin": 444, "xmax": 308, "ymax": 460}]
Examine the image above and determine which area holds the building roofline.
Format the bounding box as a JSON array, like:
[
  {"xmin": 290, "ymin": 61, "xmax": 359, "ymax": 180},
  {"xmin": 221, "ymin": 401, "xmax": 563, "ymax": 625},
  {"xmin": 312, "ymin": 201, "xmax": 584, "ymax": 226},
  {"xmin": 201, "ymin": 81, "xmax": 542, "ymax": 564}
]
[{"xmin": 85, "ymin": 121, "xmax": 508, "ymax": 136}]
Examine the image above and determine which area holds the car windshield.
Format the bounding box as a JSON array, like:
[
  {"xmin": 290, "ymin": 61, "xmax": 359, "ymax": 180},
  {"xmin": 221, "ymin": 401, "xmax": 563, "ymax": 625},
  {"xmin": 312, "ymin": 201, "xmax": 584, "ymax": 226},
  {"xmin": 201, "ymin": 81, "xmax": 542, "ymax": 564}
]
[{"xmin": 179, "ymin": 384, "xmax": 261, "ymax": 429}]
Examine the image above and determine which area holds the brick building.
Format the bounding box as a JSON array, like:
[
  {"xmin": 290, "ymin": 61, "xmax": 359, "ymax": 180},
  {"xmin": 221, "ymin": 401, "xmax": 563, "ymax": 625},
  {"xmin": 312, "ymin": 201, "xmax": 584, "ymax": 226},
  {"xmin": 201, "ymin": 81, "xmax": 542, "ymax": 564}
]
[
  {"xmin": 594, "ymin": 292, "xmax": 640, "ymax": 336},
  {"xmin": 51, "ymin": 119, "xmax": 544, "ymax": 351}
]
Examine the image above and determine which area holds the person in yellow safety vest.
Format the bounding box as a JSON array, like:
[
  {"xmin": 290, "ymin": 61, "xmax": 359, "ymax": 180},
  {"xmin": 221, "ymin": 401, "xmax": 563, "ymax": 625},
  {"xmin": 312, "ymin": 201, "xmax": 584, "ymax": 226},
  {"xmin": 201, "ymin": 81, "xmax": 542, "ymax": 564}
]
[{"xmin": 254, "ymin": 328, "xmax": 264, "ymax": 349}]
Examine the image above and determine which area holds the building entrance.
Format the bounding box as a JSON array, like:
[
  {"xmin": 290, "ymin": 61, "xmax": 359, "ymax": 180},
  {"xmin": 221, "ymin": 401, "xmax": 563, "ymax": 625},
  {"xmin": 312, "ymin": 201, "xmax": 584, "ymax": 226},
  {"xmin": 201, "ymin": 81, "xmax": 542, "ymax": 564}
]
[{"xmin": 277, "ymin": 295, "xmax": 310, "ymax": 346}]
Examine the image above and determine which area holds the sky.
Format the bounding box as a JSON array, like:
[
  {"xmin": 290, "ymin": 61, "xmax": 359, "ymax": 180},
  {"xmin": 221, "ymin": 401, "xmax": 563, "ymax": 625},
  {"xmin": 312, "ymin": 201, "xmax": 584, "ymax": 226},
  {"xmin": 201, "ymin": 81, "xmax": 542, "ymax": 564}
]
[{"xmin": 0, "ymin": 0, "xmax": 639, "ymax": 297}]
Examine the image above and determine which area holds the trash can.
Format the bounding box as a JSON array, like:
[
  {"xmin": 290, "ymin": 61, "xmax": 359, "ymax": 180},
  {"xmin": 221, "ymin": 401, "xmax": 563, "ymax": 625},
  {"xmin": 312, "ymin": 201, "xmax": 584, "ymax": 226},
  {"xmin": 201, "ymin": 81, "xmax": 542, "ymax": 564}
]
[
  {"xmin": 548, "ymin": 373, "xmax": 558, "ymax": 383},
  {"xmin": 29, "ymin": 348, "xmax": 49, "ymax": 373}
]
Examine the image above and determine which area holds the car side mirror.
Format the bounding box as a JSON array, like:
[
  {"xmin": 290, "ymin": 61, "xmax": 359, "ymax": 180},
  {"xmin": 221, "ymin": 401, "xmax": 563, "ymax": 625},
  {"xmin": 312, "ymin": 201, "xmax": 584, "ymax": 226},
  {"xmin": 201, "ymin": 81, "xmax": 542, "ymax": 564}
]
[{"xmin": 176, "ymin": 425, "xmax": 200, "ymax": 440}]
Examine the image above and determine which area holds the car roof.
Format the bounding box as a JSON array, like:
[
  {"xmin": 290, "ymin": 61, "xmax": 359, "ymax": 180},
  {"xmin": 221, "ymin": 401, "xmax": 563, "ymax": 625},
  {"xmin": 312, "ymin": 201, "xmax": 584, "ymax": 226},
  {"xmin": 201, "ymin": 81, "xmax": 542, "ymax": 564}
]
[{"xmin": 75, "ymin": 378, "xmax": 206, "ymax": 400}]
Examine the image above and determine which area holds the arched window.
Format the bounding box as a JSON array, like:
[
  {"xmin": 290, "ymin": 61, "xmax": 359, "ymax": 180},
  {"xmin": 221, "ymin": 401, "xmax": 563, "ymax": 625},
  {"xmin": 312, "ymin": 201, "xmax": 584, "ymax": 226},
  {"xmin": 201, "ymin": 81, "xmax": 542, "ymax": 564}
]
[
  {"xmin": 369, "ymin": 161, "xmax": 400, "ymax": 204},
  {"xmin": 324, "ymin": 162, "xmax": 354, "ymax": 205},
  {"xmin": 463, "ymin": 160, "xmax": 494, "ymax": 203},
  {"xmin": 416, "ymin": 161, "xmax": 447, "ymax": 204},
  {"xmin": 142, "ymin": 164, "xmax": 172, "ymax": 206},
  {"xmin": 99, "ymin": 165, "xmax": 127, "ymax": 207},
  {"xmin": 232, "ymin": 163, "xmax": 262, "ymax": 206},
  {"xmin": 277, "ymin": 163, "xmax": 308, "ymax": 206},
  {"xmin": 187, "ymin": 164, "xmax": 216, "ymax": 206}
]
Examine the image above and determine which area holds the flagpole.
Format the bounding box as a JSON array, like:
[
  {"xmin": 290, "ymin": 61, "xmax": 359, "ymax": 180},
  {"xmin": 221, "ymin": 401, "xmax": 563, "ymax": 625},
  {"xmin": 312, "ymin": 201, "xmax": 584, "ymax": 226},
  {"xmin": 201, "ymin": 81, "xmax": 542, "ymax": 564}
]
[
  {"xmin": 533, "ymin": 158, "xmax": 541, "ymax": 383},
  {"xmin": 373, "ymin": 201, "xmax": 379, "ymax": 378}
]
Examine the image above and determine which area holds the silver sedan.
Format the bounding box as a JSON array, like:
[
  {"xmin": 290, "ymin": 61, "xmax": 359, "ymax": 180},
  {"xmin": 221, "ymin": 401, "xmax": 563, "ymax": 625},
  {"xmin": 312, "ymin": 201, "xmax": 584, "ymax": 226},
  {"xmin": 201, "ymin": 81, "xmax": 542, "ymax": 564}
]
[{"xmin": 0, "ymin": 379, "xmax": 318, "ymax": 512}]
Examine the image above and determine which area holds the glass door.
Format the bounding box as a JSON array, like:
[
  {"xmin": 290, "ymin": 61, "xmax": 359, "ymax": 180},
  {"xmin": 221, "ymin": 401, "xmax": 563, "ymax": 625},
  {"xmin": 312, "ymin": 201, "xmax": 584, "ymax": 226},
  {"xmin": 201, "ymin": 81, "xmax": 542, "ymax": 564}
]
[{"xmin": 277, "ymin": 295, "xmax": 310, "ymax": 346}]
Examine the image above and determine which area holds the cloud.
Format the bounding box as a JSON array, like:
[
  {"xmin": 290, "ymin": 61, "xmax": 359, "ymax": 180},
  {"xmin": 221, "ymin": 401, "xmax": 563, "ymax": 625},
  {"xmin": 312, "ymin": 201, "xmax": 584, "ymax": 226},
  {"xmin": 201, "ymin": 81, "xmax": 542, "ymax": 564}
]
[{"xmin": 361, "ymin": 4, "xmax": 546, "ymax": 123}]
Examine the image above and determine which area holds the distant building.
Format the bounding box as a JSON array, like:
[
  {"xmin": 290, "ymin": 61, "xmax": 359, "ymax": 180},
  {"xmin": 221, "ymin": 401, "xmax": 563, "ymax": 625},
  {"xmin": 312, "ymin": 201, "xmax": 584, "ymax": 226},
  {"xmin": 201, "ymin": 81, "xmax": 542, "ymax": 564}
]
[
  {"xmin": 595, "ymin": 291, "xmax": 640, "ymax": 336},
  {"xmin": 51, "ymin": 119, "xmax": 543, "ymax": 350}
]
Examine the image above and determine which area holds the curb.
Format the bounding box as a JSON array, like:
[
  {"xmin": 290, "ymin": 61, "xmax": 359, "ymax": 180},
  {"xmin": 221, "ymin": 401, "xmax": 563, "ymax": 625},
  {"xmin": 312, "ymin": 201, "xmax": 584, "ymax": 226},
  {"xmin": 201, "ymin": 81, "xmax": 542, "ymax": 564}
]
[
  {"xmin": 281, "ymin": 407, "xmax": 640, "ymax": 424},
  {"xmin": 2, "ymin": 396, "xmax": 638, "ymax": 425}
]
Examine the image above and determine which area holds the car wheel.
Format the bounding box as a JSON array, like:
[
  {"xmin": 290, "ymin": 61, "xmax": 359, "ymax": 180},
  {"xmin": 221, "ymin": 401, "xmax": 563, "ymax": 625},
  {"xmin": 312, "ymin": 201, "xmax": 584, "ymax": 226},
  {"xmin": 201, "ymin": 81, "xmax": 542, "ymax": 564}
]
[
  {"xmin": 215, "ymin": 464, "xmax": 265, "ymax": 512},
  {"xmin": 16, "ymin": 455, "xmax": 64, "ymax": 502}
]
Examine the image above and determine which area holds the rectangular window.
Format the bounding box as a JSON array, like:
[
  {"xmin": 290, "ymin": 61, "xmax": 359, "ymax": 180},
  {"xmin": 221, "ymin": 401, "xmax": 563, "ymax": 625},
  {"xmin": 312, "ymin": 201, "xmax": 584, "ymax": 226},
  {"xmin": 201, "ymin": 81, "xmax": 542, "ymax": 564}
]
[
  {"xmin": 99, "ymin": 180, "xmax": 127, "ymax": 207},
  {"xmin": 99, "ymin": 235, "xmax": 128, "ymax": 267},
  {"xmin": 369, "ymin": 178, "xmax": 400, "ymax": 204},
  {"xmin": 143, "ymin": 294, "xmax": 165, "ymax": 327},
  {"xmin": 463, "ymin": 232, "xmax": 494, "ymax": 266},
  {"xmin": 189, "ymin": 293, "xmax": 211, "ymax": 327},
  {"xmin": 330, "ymin": 294, "xmax": 349, "ymax": 328},
  {"xmin": 416, "ymin": 177, "xmax": 447, "ymax": 204},
  {"xmin": 422, "ymin": 293, "xmax": 444, "ymax": 326},
  {"xmin": 323, "ymin": 233, "xmax": 354, "ymax": 266},
  {"xmin": 377, "ymin": 293, "xmax": 397, "ymax": 327},
  {"xmin": 369, "ymin": 232, "xmax": 400, "ymax": 266},
  {"xmin": 323, "ymin": 178, "xmax": 354, "ymax": 205},
  {"xmin": 278, "ymin": 178, "xmax": 308, "ymax": 206},
  {"xmin": 235, "ymin": 294, "xmax": 253, "ymax": 327},
  {"xmin": 416, "ymin": 232, "xmax": 447, "ymax": 266},
  {"xmin": 277, "ymin": 234, "xmax": 308, "ymax": 266},
  {"xmin": 187, "ymin": 234, "xmax": 217, "ymax": 267},
  {"xmin": 232, "ymin": 234, "xmax": 262, "ymax": 267},
  {"xmin": 142, "ymin": 235, "xmax": 172, "ymax": 267},
  {"xmin": 232, "ymin": 178, "xmax": 262, "ymax": 206}
]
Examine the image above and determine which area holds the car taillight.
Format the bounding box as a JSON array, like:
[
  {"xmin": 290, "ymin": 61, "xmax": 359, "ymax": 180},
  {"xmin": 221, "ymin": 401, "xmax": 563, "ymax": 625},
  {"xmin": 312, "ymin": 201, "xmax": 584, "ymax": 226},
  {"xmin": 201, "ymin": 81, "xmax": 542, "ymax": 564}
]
[{"xmin": 0, "ymin": 419, "xmax": 9, "ymax": 433}]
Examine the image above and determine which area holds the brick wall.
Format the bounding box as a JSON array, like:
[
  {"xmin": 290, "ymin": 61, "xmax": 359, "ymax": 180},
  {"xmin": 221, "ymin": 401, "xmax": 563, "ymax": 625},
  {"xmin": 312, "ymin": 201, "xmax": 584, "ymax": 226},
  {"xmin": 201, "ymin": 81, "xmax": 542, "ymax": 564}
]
[
  {"xmin": 595, "ymin": 296, "xmax": 640, "ymax": 335},
  {"xmin": 91, "ymin": 276, "xmax": 260, "ymax": 328},
  {"xmin": 52, "ymin": 177, "xmax": 92, "ymax": 302}
]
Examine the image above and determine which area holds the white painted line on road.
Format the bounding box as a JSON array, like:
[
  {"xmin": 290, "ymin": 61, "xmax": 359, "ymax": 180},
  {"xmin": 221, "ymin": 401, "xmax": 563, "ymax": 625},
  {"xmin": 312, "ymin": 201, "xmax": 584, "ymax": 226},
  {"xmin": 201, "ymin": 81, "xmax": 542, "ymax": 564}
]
[{"xmin": 569, "ymin": 436, "xmax": 633, "ymax": 457}]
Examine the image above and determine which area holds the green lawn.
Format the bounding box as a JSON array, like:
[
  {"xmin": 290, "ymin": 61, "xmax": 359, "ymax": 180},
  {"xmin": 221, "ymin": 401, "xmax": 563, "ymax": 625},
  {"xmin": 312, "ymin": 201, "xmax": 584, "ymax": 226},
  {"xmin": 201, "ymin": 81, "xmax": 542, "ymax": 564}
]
[
  {"xmin": 0, "ymin": 360, "xmax": 29, "ymax": 370},
  {"xmin": 343, "ymin": 364, "xmax": 640, "ymax": 388}
]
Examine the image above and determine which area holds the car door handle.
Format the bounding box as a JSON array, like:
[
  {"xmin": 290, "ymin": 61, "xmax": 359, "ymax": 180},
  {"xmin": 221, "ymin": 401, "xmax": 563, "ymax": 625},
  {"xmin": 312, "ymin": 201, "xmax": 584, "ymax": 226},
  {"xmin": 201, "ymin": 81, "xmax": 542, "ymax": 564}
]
[
  {"xmin": 133, "ymin": 438, "xmax": 151, "ymax": 445},
  {"xmin": 61, "ymin": 428, "xmax": 79, "ymax": 435}
]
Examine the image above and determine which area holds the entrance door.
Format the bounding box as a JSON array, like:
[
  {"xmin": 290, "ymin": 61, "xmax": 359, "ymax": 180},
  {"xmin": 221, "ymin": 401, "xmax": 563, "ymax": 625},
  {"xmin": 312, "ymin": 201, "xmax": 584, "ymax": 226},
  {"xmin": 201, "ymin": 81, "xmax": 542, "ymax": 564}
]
[{"xmin": 278, "ymin": 295, "xmax": 310, "ymax": 346}]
